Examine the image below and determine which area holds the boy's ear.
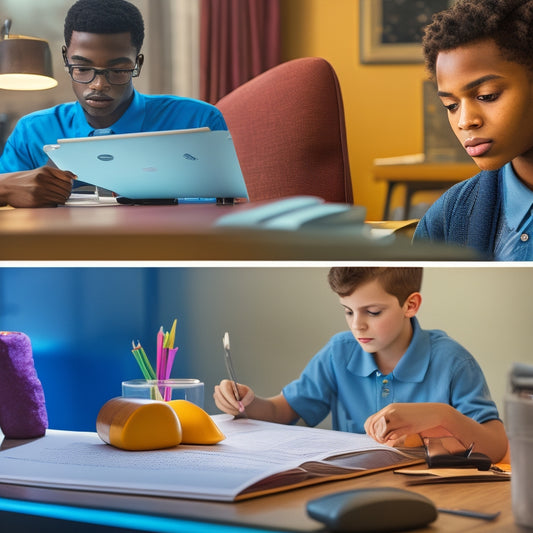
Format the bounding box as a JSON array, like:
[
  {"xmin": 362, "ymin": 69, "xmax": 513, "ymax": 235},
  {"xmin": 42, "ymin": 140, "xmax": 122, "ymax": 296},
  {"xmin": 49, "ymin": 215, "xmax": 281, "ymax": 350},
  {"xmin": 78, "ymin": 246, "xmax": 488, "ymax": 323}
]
[{"xmin": 403, "ymin": 292, "xmax": 422, "ymax": 317}]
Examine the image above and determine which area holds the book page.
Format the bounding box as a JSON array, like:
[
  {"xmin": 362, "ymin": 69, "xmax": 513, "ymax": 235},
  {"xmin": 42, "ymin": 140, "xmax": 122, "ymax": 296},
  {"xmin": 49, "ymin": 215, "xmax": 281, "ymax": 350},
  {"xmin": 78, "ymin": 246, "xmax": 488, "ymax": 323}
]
[{"xmin": 0, "ymin": 416, "xmax": 417, "ymax": 502}]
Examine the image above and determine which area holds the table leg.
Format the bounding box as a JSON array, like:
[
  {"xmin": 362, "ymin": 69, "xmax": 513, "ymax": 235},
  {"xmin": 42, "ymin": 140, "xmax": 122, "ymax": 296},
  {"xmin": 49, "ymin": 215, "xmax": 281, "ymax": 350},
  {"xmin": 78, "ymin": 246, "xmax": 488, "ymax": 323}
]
[
  {"xmin": 383, "ymin": 183, "xmax": 396, "ymax": 220},
  {"xmin": 405, "ymin": 186, "xmax": 416, "ymax": 219}
]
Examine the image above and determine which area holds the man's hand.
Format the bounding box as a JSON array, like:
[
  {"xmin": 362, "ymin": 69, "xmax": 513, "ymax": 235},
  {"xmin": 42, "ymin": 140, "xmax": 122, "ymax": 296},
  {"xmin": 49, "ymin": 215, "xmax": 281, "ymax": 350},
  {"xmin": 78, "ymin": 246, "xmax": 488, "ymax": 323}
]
[{"xmin": 0, "ymin": 166, "xmax": 76, "ymax": 207}]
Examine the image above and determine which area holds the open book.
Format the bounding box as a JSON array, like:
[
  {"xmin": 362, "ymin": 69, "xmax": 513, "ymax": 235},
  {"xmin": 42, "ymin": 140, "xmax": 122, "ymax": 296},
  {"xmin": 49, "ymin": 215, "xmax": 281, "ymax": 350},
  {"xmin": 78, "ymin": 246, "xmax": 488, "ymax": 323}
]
[{"xmin": 0, "ymin": 416, "xmax": 422, "ymax": 502}]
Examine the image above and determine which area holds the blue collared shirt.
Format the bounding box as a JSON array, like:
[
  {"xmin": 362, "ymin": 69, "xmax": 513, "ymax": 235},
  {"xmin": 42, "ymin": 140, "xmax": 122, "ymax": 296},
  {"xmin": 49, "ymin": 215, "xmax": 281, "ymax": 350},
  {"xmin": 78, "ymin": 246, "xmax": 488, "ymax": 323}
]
[
  {"xmin": 282, "ymin": 317, "xmax": 499, "ymax": 433},
  {"xmin": 0, "ymin": 89, "xmax": 227, "ymax": 173},
  {"xmin": 494, "ymin": 163, "xmax": 533, "ymax": 261}
]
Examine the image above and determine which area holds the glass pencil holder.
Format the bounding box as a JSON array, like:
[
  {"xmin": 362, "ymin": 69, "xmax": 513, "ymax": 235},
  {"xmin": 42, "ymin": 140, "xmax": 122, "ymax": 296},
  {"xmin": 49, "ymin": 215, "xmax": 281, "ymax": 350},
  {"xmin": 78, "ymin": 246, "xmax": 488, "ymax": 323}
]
[{"xmin": 122, "ymin": 378, "xmax": 204, "ymax": 407}]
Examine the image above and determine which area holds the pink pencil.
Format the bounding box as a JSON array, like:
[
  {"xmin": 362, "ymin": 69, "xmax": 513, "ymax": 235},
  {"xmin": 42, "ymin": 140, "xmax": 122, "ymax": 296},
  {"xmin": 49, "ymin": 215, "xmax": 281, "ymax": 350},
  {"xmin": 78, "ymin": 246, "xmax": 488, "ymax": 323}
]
[{"xmin": 156, "ymin": 326, "xmax": 164, "ymax": 381}]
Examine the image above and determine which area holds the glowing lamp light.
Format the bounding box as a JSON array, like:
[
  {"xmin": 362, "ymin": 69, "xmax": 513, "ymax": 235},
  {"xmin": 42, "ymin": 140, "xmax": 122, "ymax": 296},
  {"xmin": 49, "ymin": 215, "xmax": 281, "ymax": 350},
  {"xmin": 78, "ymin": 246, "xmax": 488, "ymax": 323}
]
[{"xmin": 0, "ymin": 19, "xmax": 57, "ymax": 91}]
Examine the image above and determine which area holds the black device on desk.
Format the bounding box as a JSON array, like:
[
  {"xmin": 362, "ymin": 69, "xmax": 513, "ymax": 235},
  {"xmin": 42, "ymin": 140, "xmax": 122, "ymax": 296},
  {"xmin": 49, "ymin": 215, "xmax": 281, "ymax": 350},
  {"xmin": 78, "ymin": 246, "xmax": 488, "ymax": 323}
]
[
  {"xmin": 116, "ymin": 197, "xmax": 179, "ymax": 205},
  {"xmin": 307, "ymin": 487, "xmax": 437, "ymax": 532},
  {"xmin": 424, "ymin": 437, "xmax": 492, "ymax": 470}
]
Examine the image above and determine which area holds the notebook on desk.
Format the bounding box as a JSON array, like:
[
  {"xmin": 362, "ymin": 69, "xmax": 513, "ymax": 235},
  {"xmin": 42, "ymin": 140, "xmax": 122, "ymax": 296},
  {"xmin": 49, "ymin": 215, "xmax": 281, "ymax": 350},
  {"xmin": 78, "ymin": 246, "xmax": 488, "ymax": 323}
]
[
  {"xmin": 43, "ymin": 128, "xmax": 249, "ymax": 202},
  {"xmin": 215, "ymin": 196, "xmax": 368, "ymax": 233},
  {"xmin": 0, "ymin": 416, "xmax": 421, "ymax": 503}
]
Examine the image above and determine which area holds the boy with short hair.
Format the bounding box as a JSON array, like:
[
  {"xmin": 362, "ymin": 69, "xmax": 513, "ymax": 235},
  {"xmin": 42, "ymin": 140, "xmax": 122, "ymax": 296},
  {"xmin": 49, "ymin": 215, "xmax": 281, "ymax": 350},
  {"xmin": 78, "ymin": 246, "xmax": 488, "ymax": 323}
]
[
  {"xmin": 214, "ymin": 267, "xmax": 508, "ymax": 463},
  {"xmin": 0, "ymin": 0, "xmax": 226, "ymax": 207},
  {"xmin": 413, "ymin": 0, "xmax": 533, "ymax": 260}
]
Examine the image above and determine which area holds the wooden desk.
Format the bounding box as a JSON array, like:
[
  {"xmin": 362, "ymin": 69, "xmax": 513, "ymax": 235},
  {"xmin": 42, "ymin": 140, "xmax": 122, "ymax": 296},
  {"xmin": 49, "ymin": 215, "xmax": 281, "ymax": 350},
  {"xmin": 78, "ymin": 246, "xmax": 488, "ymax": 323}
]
[
  {"xmin": 0, "ymin": 203, "xmax": 479, "ymax": 261},
  {"xmin": 0, "ymin": 466, "xmax": 517, "ymax": 532},
  {"xmin": 374, "ymin": 161, "xmax": 478, "ymax": 220}
]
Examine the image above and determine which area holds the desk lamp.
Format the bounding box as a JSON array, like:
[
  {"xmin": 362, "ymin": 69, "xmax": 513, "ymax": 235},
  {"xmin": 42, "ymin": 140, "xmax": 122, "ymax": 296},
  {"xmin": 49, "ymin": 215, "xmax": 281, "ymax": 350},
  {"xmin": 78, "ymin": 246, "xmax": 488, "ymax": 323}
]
[{"xmin": 0, "ymin": 19, "xmax": 57, "ymax": 90}]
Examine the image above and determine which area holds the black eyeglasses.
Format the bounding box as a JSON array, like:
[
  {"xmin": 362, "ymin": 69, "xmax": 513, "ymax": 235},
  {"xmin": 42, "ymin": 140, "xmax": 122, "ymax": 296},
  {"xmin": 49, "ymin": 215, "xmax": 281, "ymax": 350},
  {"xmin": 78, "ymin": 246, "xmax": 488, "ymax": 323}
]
[{"xmin": 64, "ymin": 62, "xmax": 141, "ymax": 85}]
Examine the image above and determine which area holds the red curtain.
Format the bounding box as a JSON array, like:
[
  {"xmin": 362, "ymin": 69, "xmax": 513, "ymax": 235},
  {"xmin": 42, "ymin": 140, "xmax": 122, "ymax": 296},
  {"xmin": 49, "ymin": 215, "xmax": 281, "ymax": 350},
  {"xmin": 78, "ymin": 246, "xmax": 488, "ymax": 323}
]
[{"xmin": 200, "ymin": 0, "xmax": 281, "ymax": 104}]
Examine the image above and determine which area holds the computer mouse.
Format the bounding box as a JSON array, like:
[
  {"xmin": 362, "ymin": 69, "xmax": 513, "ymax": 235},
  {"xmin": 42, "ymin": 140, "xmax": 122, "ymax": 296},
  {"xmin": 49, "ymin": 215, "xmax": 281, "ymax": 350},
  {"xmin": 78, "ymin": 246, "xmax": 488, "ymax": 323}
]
[{"xmin": 306, "ymin": 487, "xmax": 437, "ymax": 532}]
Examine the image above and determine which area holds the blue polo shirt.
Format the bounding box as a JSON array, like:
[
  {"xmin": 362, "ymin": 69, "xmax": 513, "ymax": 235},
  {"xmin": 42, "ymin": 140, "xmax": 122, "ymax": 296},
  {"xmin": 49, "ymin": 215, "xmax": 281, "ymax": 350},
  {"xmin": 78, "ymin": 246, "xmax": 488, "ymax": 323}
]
[
  {"xmin": 0, "ymin": 90, "xmax": 227, "ymax": 173},
  {"xmin": 494, "ymin": 162, "xmax": 533, "ymax": 261},
  {"xmin": 282, "ymin": 317, "xmax": 499, "ymax": 433}
]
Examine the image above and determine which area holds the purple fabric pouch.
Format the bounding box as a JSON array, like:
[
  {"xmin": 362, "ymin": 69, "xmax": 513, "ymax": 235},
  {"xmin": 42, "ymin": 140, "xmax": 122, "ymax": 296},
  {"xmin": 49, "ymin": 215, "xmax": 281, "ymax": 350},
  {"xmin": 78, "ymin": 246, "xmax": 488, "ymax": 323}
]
[{"xmin": 0, "ymin": 331, "xmax": 48, "ymax": 438}]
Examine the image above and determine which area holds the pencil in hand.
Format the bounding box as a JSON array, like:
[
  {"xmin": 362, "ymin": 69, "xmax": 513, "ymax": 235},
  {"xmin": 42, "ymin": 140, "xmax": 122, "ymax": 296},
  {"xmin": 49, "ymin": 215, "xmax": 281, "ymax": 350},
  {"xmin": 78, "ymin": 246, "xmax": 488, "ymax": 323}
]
[{"xmin": 223, "ymin": 331, "xmax": 245, "ymax": 414}]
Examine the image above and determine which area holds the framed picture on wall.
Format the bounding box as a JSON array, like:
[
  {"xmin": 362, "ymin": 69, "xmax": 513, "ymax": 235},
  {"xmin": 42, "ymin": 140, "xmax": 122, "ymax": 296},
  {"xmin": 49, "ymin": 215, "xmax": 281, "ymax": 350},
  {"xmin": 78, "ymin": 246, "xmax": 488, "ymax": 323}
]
[{"xmin": 359, "ymin": 0, "xmax": 452, "ymax": 64}]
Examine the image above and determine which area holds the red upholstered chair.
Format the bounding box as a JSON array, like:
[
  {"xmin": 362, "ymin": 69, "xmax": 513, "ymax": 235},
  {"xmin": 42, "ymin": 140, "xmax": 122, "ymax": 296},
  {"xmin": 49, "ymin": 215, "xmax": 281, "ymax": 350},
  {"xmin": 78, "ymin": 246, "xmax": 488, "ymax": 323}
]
[{"xmin": 216, "ymin": 57, "xmax": 353, "ymax": 203}]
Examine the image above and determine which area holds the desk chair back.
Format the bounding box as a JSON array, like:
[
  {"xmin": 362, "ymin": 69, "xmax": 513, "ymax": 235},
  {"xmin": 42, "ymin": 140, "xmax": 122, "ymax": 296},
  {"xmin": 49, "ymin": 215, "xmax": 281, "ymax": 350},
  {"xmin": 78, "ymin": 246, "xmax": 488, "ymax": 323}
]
[{"xmin": 216, "ymin": 57, "xmax": 353, "ymax": 203}]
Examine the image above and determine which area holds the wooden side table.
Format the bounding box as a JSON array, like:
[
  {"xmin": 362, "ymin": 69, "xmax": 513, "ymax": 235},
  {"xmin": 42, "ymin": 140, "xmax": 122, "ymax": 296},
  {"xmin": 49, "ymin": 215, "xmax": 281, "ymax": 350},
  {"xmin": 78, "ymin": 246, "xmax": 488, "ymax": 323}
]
[{"xmin": 373, "ymin": 158, "xmax": 478, "ymax": 219}]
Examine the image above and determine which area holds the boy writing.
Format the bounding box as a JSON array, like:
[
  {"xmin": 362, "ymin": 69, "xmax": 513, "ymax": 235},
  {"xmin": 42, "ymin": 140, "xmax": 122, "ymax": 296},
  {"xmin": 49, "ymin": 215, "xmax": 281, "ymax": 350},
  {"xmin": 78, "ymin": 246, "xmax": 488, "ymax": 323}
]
[
  {"xmin": 214, "ymin": 267, "xmax": 508, "ymax": 463},
  {"xmin": 413, "ymin": 0, "xmax": 533, "ymax": 260}
]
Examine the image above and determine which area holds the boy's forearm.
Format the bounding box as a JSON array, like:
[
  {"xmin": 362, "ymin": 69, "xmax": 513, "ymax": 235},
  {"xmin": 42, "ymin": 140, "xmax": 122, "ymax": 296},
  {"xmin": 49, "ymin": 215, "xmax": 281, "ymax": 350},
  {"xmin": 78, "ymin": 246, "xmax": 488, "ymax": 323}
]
[
  {"xmin": 432, "ymin": 404, "xmax": 508, "ymax": 463},
  {"xmin": 246, "ymin": 394, "xmax": 299, "ymax": 425},
  {"xmin": 0, "ymin": 172, "xmax": 12, "ymax": 206},
  {"xmin": 367, "ymin": 402, "xmax": 508, "ymax": 464}
]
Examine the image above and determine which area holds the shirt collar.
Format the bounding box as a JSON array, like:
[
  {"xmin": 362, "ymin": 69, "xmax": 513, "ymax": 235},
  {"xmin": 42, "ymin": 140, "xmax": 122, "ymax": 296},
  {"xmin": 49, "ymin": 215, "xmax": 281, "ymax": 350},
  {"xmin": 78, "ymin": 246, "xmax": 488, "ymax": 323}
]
[
  {"xmin": 72, "ymin": 89, "xmax": 145, "ymax": 137},
  {"xmin": 502, "ymin": 162, "xmax": 533, "ymax": 230},
  {"xmin": 348, "ymin": 317, "xmax": 429, "ymax": 381},
  {"xmin": 349, "ymin": 348, "xmax": 379, "ymax": 377}
]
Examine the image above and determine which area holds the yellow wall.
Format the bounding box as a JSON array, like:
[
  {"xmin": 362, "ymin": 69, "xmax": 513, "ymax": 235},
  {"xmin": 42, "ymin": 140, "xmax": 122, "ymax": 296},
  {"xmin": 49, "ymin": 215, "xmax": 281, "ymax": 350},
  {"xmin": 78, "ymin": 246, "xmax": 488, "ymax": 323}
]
[{"xmin": 281, "ymin": 0, "xmax": 428, "ymax": 219}]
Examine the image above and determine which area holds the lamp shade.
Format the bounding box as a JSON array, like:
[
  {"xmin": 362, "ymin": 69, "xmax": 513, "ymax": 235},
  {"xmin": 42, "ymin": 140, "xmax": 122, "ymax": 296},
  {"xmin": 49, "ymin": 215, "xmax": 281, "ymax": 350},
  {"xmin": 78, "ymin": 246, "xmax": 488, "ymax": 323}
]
[{"xmin": 0, "ymin": 35, "xmax": 57, "ymax": 90}]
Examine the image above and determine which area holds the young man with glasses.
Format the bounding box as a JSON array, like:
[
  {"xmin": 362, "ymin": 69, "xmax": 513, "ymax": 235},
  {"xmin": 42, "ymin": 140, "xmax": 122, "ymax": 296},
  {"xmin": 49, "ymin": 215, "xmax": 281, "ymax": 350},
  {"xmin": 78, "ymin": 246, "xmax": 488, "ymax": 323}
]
[{"xmin": 0, "ymin": 0, "xmax": 226, "ymax": 207}]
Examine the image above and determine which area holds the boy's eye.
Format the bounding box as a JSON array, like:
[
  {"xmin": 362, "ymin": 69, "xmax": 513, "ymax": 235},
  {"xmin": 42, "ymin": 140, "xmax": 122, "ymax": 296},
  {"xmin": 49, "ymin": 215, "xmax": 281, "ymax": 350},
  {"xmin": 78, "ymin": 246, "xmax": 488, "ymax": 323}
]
[
  {"xmin": 478, "ymin": 93, "xmax": 499, "ymax": 102},
  {"xmin": 367, "ymin": 310, "xmax": 381, "ymax": 317},
  {"xmin": 443, "ymin": 102, "xmax": 458, "ymax": 112}
]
